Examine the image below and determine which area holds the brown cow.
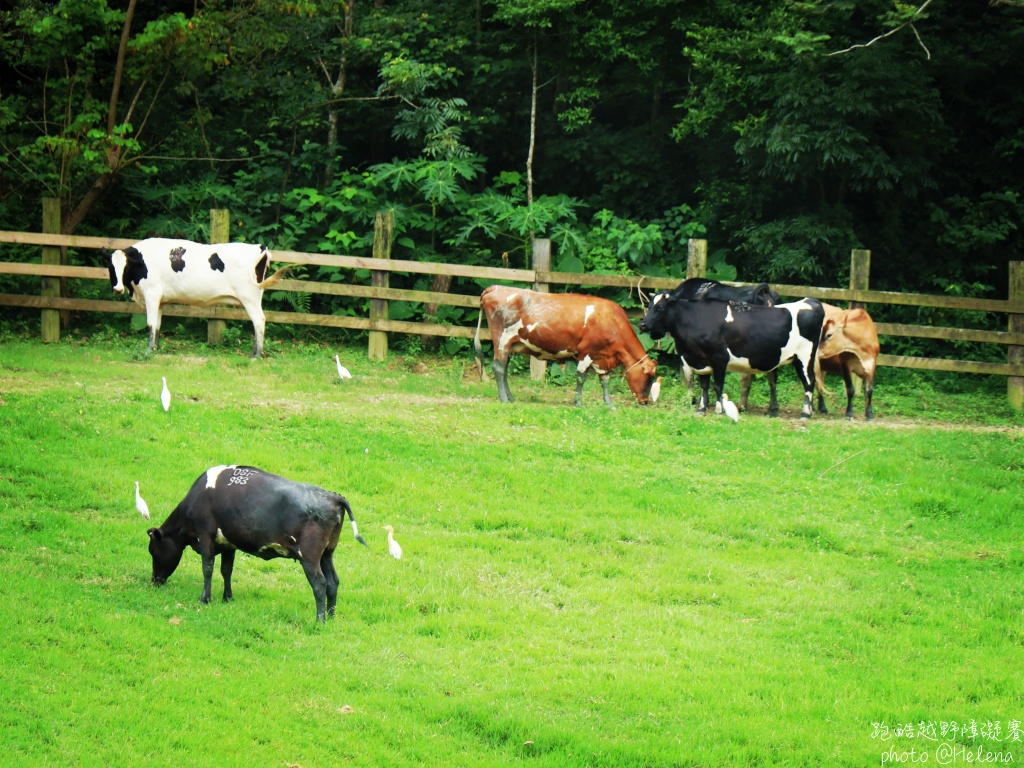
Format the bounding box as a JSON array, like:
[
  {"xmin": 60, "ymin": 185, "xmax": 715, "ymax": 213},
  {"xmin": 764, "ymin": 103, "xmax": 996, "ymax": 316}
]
[
  {"xmin": 815, "ymin": 303, "xmax": 880, "ymax": 420},
  {"xmin": 474, "ymin": 286, "xmax": 657, "ymax": 406}
]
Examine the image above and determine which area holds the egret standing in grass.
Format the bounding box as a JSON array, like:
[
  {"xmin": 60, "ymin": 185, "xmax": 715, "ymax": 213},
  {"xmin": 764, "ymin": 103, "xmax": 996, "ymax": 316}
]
[
  {"xmin": 160, "ymin": 376, "xmax": 171, "ymax": 412},
  {"xmin": 384, "ymin": 525, "xmax": 402, "ymax": 559},
  {"xmin": 650, "ymin": 376, "xmax": 663, "ymax": 404},
  {"xmin": 721, "ymin": 393, "xmax": 739, "ymax": 422},
  {"xmin": 335, "ymin": 355, "xmax": 352, "ymax": 380},
  {"xmin": 135, "ymin": 481, "xmax": 150, "ymax": 520}
]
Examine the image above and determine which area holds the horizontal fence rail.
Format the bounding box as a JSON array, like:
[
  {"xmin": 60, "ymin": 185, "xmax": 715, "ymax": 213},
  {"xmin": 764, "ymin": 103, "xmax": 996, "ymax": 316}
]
[{"xmin": 0, "ymin": 221, "xmax": 1022, "ymax": 406}]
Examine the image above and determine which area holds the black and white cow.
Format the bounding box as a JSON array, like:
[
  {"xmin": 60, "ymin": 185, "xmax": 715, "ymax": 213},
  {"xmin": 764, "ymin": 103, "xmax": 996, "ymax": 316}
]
[
  {"xmin": 147, "ymin": 466, "xmax": 369, "ymax": 622},
  {"xmin": 668, "ymin": 278, "xmax": 782, "ymax": 413},
  {"xmin": 671, "ymin": 277, "xmax": 780, "ymax": 307},
  {"xmin": 639, "ymin": 291, "xmax": 825, "ymax": 419},
  {"xmin": 105, "ymin": 238, "xmax": 286, "ymax": 357}
]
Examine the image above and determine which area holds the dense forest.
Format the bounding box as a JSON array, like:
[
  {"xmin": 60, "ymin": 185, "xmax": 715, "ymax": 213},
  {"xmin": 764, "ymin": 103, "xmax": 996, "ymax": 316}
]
[{"xmin": 2, "ymin": 0, "xmax": 1022, "ymax": 338}]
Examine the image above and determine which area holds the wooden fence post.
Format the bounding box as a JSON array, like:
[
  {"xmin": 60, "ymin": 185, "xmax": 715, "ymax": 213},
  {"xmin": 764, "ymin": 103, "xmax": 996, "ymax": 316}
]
[
  {"xmin": 1009, "ymin": 261, "xmax": 1023, "ymax": 410},
  {"xmin": 41, "ymin": 198, "xmax": 62, "ymax": 343},
  {"xmin": 530, "ymin": 238, "xmax": 551, "ymax": 382},
  {"xmin": 850, "ymin": 249, "xmax": 871, "ymax": 309},
  {"xmin": 208, "ymin": 208, "xmax": 230, "ymax": 345},
  {"xmin": 686, "ymin": 239, "xmax": 707, "ymax": 279},
  {"xmin": 368, "ymin": 210, "xmax": 393, "ymax": 361}
]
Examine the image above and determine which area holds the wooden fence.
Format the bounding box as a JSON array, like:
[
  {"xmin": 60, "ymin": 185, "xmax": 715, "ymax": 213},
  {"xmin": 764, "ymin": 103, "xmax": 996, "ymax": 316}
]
[{"xmin": 1, "ymin": 204, "xmax": 1022, "ymax": 408}]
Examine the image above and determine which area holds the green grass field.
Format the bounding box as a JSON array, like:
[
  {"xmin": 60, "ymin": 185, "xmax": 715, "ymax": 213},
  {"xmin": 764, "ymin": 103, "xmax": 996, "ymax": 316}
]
[{"xmin": 1, "ymin": 332, "xmax": 1022, "ymax": 767}]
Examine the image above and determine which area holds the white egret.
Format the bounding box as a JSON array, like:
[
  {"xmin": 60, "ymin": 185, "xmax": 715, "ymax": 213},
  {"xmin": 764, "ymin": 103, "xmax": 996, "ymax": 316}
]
[
  {"xmin": 650, "ymin": 376, "xmax": 663, "ymax": 404},
  {"xmin": 135, "ymin": 481, "xmax": 150, "ymax": 520},
  {"xmin": 335, "ymin": 355, "xmax": 352, "ymax": 380},
  {"xmin": 384, "ymin": 525, "xmax": 403, "ymax": 560},
  {"xmin": 160, "ymin": 377, "xmax": 171, "ymax": 412},
  {"xmin": 721, "ymin": 393, "xmax": 739, "ymax": 422}
]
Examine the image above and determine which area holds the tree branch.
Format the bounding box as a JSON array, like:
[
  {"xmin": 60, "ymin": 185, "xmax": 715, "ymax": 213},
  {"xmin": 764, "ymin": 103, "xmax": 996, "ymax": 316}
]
[
  {"xmin": 828, "ymin": 0, "xmax": 934, "ymax": 57},
  {"xmin": 107, "ymin": 0, "xmax": 138, "ymax": 134}
]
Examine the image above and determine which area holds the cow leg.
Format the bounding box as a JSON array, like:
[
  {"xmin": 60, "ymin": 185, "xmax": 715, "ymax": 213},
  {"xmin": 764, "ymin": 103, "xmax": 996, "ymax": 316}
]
[
  {"xmin": 220, "ymin": 549, "xmax": 235, "ymax": 602},
  {"xmin": 492, "ymin": 357, "xmax": 513, "ymax": 403},
  {"xmin": 817, "ymin": 371, "xmax": 830, "ymax": 415},
  {"xmin": 145, "ymin": 302, "xmax": 162, "ymax": 352},
  {"xmin": 598, "ymin": 373, "xmax": 615, "ymax": 409},
  {"xmin": 792, "ymin": 360, "xmax": 814, "ymax": 420},
  {"xmin": 840, "ymin": 363, "xmax": 856, "ymax": 421},
  {"xmin": 575, "ymin": 368, "xmax": 588, "ymax": 406},
  {"xmin": 696, "ymin": 374, "xmax": 711, "ymax": 414},
  {"xmin": 739, "ymin": 374, "xmax": 753, "ymax": 411},
  {"xmin": 200, "ymin": 552, "xmax": 216, "ymax": 604},
  {"xmin": 321, "ymin": 548, "xmax": 340, "ymax": 618},
  {"xmin": 300, "ymin": 559, "xmax": 329, "ymax": 623},
  {"xmin": 766, "ymin": 370, "xmax": 779, "ymax": 417},
  {"xmin": 711, "ymin": 368, "xmax": 727, "ymax": 415},
  {"xmin": 681, "ymin": 358, "xmax": 695, "ymax": 405},
  {"xmin": 864, "ymin": 374, "xmax": 875, "ymax": 421},
  {"xmin": 245, "ymin": 303, "xmax": 266, "ymax": 358}
]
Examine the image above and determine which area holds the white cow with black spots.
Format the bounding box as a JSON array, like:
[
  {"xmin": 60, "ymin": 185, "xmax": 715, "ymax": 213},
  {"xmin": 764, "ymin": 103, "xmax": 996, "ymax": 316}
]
[{"xmin": 105, "ymin": 238, "xmax": 287, "ymax": 357}]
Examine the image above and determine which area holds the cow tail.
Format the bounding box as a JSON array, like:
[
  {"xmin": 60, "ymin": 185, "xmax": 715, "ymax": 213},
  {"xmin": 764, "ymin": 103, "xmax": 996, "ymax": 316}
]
[
  {"xmin": 473, "ymin": 307, "xmax": 487, "ymax": 382},
  {"xmin": 342, "ymin": 497, "xmax": 370, "ymax": 548},
  {"xmin": 257, "ymin": 265, "xmax": 292, "ymax": 290}
]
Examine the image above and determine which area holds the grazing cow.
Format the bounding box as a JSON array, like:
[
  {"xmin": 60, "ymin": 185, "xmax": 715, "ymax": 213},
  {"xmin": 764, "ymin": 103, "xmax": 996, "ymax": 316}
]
[
  {"xmin": 146, "ymin": 465, "xmax": 369, "ymax": 622},
  {"xmin": 639, "ymin": 291, "xmax": 825, "ymax": 419},
  {"xmin": 815, "ymin": 303, "xmax": 880, "ymax": 421},
  {"xmin": 105, "ymin": 238, "xmax": 287, "ymax": 357},
  {"xmin": 667, "ymin": 278, "xmax": 782, "ymax": 414},
  {"xmin": 473, "ymin": 285, "xmax": 657, "ymax": 406}
]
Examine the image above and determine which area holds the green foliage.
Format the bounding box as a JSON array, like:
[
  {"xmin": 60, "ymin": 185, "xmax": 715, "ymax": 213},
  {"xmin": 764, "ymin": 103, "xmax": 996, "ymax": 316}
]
[{"xmin": 2, "ymin": 0, "xmax": 1023, "ymax": 302}]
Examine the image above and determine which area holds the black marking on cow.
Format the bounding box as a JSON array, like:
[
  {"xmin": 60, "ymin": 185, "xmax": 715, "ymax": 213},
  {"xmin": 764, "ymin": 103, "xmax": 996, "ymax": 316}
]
[
  {"xmin": 113, "ymin": 246, "xmax": 149, "ymax": 298},
  {"xmin": 169, "ymin": 246, "xmax": 186, "ymax": 273},
  {"xmin": 254, "ymin": 253, "xmax": 269, "ymax": 283},
  {"xmin": 209, "ymin": 253, "xmax": 225, "ymax": 272}
]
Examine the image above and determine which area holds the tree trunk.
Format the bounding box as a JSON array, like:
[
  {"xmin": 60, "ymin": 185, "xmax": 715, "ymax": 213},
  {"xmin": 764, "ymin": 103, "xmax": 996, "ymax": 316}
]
[
  {"xmin": 323, "ymin": 1, "xmax": 355, "ymax": 185},
  {"xmin": 421, "ymin": 274, "xmax": 452, "ymax": 350},
  {"xmin": 527, "ymin": 36, "xmax": 538, "ymax": 210}
]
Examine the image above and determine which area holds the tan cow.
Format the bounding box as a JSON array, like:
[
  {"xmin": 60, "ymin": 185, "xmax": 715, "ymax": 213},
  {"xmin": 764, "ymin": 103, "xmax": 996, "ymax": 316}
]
[
  {"xmin": 816, "ymin": 303, "xmax": 880, "ymax": 420},
  {"xmin": 474, "ymin": 286, "xmax": 657, "ymax": 407}
]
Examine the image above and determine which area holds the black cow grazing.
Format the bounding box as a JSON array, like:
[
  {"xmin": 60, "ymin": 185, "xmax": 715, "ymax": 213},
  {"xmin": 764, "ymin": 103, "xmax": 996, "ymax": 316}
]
[
  {"xmin": 667, "ymin": 278, "xmax": 782, "ymax": 413},
  {"xmin": 639, "ymin": 292, "xmax": 825, "ymax": 419},
  {"xmin": 147, "ymin": 465, "xmax": 369, "ymax": 622}
]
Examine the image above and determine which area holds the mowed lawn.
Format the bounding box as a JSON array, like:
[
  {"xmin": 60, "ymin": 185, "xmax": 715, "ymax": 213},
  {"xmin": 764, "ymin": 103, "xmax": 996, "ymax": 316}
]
[{"xmin": 1, "ymin": 336, "xmax": 1022, "ymax": 768}]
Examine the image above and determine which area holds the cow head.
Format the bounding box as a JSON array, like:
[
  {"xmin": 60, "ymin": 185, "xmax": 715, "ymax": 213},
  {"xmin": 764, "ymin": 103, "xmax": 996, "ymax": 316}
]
[
  {"xmin": 106, "ymin": 246, "xmax": 147, "ymax": 298},
  {"xmin": 638, "ymin": 291, "xmax": 675, "ymax": 340},
  {"xmin": 624, "ymin": 355, "xmax": 659, "ymax": 404},
  {"xmin": 147, "ymin": 527, "xmax": 184, "ymax": 585},
  {"xmin": 752, "ymin": 283, "xmax": 782, "ymax": 307},
  {"xmin": 818, "ymin": 316, "xmax": 844, "ymax": 359}
]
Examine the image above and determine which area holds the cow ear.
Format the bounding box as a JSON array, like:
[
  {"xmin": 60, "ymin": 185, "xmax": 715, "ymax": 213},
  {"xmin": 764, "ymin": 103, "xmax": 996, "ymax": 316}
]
[
  {"xmin": 820, "ymin": 318, "xmax": 835, "ymax": 342},
  {"xmin": 147, "ymin": 527, "xmax": 161, "ymax": 541}
]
